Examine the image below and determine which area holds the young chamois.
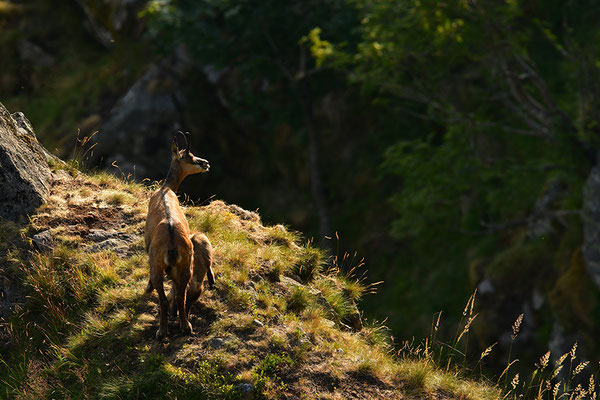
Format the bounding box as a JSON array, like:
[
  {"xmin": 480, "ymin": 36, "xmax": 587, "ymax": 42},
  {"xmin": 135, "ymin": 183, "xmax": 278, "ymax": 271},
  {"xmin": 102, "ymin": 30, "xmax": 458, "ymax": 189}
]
[
  {"xmin": 144, "ymin": 132, "xmax": 211, "ymax": 340},
  {"xmin": 169, "ymin": 232, "xmax": 214, "ymax": 320}
]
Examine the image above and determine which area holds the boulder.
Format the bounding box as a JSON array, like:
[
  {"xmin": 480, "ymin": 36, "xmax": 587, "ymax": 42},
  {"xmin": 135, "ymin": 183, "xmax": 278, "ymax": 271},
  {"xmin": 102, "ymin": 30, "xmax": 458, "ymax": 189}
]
[
  {"xmin": 32, "ymin": 230, "xmax": 54, "ymax": 253},
  {"xmin": 92, "ymin": 48, "xmax": 192, "ymax": 179},
  {"xmin": 87, "ymin": 229, "xmax": 138, "ymax": 256},
  {"xmin": 583, "ymin": 161, "xmax": 600, "ymax": 287},
  {"xmin": 0, "ymin": 102, "xmax": 54, "ymax": 220}
]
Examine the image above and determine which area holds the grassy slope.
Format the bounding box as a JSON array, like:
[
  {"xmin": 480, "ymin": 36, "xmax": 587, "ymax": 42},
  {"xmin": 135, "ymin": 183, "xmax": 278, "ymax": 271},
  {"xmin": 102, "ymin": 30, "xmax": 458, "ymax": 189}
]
[{"xmin": 0, "ymin": 165, "xmax": 500, "ymax": 399}]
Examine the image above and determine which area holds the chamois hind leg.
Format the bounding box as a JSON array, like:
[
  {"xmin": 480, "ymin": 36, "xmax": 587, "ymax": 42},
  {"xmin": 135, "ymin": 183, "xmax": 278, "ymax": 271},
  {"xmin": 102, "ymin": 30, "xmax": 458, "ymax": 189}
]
[
  {"xmin": 150, "ymin": 271, "xmax": 169, "ymax": 340},
  {"xmin": 144, "ymin": 278, "xmax": 153, "ymax": 295},
  {"xmin": 168, "ymin": 283, "xmax": 179, "ymax": 320}
]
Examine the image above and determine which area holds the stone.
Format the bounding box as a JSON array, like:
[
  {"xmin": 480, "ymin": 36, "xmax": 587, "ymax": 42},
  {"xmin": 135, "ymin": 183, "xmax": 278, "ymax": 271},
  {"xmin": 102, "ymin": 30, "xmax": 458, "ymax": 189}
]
[
  {"xmin": 206, "ymin": 337, "xmax": 226, "ymax": 349},
  {"xmin": 477, "ymin": 279, "xmax": 495, "ymax": 295},
  {"xmin": 92, "ymin": 49, "xmax": 193, "ymax": 179},
  {"xmin": 322, "ymin": 319, "xmax": 335, "ymax": 328},
  {"xmin": 341, "ymin": 307, "xmax": 363, "ymax": 332},
  {"xmin": 235, "ymin": 383, "xmax": 254, "ymax": 399},
  {"xmin": 88, "ymin": 229, "xmax": 136, "ymax": 242},
  {"xmin": 32, "ymin": 230, "xmax": 54, "ymax": 253},
  {"xmin": 252, "ymin": 318, "xmax": 264, "ymax": 328},
  {"xmin": 87, "ymin": 229, "xmax": 137, "ymax": 255},
  {"xmin": 17, "ymin": 40, "xmax": 55, "ymax": 67},
  {"xmin": 0, "ymin": 102, "xmax": 54, "ymax": 220},
  {"xmin": 527, "ymin": 177, "xmax": 566, "ymax": 238},
  {"xmin": 583, "ymin": 161, "xmax": 600, "ymax": 287},
  {"xmin": 74, "ymin": 0, "xmax": 114, "ymax": 48}
]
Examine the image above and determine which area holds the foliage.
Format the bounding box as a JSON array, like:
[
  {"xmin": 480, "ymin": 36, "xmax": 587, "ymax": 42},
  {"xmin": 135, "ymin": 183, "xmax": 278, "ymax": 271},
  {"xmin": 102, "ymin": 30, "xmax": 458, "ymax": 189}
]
[
  {"xmin": 297, "ymin": 0, "xmax": 600, "ymax": 352},
  {"xmin": 143, "ymin": 0, "xmax": 358, "ymax": 127}
]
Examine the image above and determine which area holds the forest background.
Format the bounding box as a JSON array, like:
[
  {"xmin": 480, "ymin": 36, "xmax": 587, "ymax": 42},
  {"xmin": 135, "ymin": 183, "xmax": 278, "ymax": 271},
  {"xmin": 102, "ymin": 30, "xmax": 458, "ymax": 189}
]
[{"xmin": 2, "ymin": 0, "xmax": 600, "ymax": 378}]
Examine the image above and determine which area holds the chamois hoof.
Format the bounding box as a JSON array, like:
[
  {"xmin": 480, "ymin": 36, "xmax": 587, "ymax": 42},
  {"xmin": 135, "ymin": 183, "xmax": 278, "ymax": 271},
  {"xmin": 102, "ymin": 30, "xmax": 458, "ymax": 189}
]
[{"xmin": 155, "ymin": 328, "xmax": 167, "ymax": 341}]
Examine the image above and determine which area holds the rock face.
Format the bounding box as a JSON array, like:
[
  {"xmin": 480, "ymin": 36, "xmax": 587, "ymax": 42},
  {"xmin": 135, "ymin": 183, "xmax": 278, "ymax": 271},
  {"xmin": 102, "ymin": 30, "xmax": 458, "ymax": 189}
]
[
  {"xmin": 92, "ymin": 48, "xmax": 192, "ymax": 179},
  {"xmin": 583, "ymin": 161, "xmax": 600, "ymax": 287},
  {"xmin": 0, "ymin": 102, "xmax": 54, "ymax": 220}
]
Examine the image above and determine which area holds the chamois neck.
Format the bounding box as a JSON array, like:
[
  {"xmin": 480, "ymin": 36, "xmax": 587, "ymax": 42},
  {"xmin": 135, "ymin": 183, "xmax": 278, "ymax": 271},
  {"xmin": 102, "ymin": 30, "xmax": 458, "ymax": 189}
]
[{"xmin": 162, "ymin": 160, "xmax": 186, "ymax": 192}]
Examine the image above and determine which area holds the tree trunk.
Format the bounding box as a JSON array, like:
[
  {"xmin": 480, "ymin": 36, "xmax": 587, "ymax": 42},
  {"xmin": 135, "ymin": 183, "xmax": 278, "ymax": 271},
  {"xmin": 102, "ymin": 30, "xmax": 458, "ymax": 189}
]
[{"xmin": 296, "ymin": 83, "xmax": 334, "ymax": 252}]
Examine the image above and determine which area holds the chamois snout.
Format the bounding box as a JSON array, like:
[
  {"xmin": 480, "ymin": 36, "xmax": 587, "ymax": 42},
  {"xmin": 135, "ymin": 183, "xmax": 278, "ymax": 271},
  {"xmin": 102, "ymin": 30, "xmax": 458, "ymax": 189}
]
[{"xmin": 194, "ymin": 157, "xmax": 210, "ymax": 172}]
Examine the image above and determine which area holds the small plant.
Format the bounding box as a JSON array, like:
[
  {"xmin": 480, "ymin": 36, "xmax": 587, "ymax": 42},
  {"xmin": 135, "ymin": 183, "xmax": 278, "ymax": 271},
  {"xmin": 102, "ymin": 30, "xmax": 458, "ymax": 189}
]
[
  {"xmin": 291, "ymin": 244, "xmax": 324, "ymax": 283},
  {"xmin": 287, "ymin": 286, "xmax": 311, "ymax": 313},
  {"xmin": 252, "ymin": 353, "xmax": 294, "ymax": 400},
  {"xmin": 217, "ymin": 278, "xmax": 255, "ymax": 312}
]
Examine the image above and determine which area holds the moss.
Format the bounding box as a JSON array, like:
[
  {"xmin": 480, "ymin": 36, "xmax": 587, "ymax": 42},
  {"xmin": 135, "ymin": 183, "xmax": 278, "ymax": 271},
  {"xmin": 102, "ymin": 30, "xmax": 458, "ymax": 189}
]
[
  {"xmin": 484, "ymin": 239, "xmax": 554, "ymax": 288},
  {"xmin": 548, "ymin": 248, "xmax": 598, "ymax": 332}
]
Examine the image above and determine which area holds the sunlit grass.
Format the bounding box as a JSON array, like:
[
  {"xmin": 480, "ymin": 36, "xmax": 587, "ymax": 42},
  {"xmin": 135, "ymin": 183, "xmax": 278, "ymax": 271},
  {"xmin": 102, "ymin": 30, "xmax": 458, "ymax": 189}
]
[{"xmin": 0, "ymin": 166, "xmax": 506, "ymax": 400}]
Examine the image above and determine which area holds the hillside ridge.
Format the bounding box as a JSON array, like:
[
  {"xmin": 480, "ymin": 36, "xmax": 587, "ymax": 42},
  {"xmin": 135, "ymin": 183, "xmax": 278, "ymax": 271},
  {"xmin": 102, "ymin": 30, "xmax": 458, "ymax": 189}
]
[{"xmin": 0, "ymin": 114, "xmax": 499, "ymax": 399}]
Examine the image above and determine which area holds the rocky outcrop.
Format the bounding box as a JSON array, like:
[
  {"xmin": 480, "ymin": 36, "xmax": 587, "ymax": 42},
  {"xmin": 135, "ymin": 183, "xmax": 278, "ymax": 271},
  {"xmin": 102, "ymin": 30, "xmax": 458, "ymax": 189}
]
[
  {"xmin": 74, "ymin": 0, "xmax": 147, "ymax": 48},
  {"xmin": 0, "ymin": 102, "xmax": 55, "ymax": 220},
  {"xmin": 92, "ymin": 48, "xmax": 192, "ymax": 178},
  {"xmin": 583, "ymin": 161, "xmax": 600, "ymax": 287}
]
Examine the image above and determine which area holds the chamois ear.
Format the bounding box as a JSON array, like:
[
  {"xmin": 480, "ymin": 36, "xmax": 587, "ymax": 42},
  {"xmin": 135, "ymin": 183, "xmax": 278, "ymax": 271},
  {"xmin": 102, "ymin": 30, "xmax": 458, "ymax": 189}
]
[
  {"xmin": 183, "ymin": 132, "xmax": 191, "ymax": 155},
  {"xmin": 171, "ymin": 138, "xmax": 180, "ymax": 157}
]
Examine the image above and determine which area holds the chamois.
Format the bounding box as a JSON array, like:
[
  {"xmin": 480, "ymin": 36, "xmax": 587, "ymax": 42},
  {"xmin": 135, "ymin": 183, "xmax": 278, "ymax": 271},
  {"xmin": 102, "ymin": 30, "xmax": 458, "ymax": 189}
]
[
  {"xmin": 144, "ymin": 131, "xmax": 210, "ymax": 340},
  {"xmin": 169, "ymin": 232, "xmax": 214, "ymax": 319}
]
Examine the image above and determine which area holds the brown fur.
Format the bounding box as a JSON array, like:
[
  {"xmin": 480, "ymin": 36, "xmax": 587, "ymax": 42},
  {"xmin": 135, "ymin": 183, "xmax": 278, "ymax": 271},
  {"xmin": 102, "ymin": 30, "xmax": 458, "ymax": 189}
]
[
  {"xmin": 144, "ymin": 133, "xmax": 210, "ymax": 340},
  {"xmin": 169, "ymin": 233, "xmax": 214, "ymax": 319}
]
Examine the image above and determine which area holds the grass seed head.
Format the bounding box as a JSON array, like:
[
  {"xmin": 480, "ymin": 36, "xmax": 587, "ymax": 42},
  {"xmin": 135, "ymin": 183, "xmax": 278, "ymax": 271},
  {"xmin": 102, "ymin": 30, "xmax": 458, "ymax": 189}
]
[
  {"xmin": 511, "ymin": 373, "xmax": 519, "ymax": 390},
  {"xmin": 511, "ymin": 313, "xmax": 523, "ymax": 340},
  {"xmin": 539, "ymin": 351, "xmax": 550, "ymax": 369},
  {"xmin": 551, "ymin": 365, "xmax": 563, "ymax": 379},
  {"xmin": 573, "ymin": 361, "xmax": 589, "ymax": 377},
  {"xmin": 480, "ymin": 343, "xmax": 496, "ymax": 360}
]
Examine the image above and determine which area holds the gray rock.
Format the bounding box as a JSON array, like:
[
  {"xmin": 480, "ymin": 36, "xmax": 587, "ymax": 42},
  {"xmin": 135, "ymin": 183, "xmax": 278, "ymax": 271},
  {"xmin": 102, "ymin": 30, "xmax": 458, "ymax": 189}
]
[
  {"xmin": 527, "ymin": 177, "xmax": 566, "ymax": 238},
  {"xmin": 87, "ymin": 229, "xmax": 137, "ymax": 255},
  {"xmin": 88, "ymin": 228, "xmax": 136, "ymax": 243},
  {"xmin": 74, "ymin": 0, "xmax": 114, "ymax": 48},
  {"xmin": 235, "ymin": 383, "xmax": 254, "ymax": 399},
  {"xmin": 548, "ymin": 322, "xmax": 582, "ymax": 383},
  {"xmin": 17, "ymin": 40, "xmax": 55, "ymax": 67},
  {"xmin": 477, "ymin": 279, "xmax": 495, "ymax": 295},
  {"xmin": 32, "ymin": 230, "xmax": 54, "ymax": 253},
  {"xmin": 93, "ymin": 49, "xmax": 193, "ymax": 179},
  {"xmin": 252, "ymin": 318, "xmax": 264, "ymax": 328},
  {"xmin": 0, "ymin": 102, "xmax": 54, "ymax": 220},
  {"xmin": 87, "ymin": 231, "xmax": 137, "ymax": 256},
  {"xmin": 206, "ymin": 337, "xmax": 226, "ymax": 349},
  {"xmin": 341, "ymin": 306, "xmax": 363, "ymax": 332},
  {"xmin": 583, "ymin": 161, "xmax": 600, "ymax": 287}
]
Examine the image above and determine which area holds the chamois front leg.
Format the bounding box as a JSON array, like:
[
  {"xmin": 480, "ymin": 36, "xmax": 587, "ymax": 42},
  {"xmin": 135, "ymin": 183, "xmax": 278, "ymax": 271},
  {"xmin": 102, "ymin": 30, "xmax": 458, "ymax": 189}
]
[
  {"xmin": 150, "ymin": 271, "xmax": 169, "ymax": 340},
  {"xmin": 176, "ymin": 264, "xmax": 193, "ymax": 334}
]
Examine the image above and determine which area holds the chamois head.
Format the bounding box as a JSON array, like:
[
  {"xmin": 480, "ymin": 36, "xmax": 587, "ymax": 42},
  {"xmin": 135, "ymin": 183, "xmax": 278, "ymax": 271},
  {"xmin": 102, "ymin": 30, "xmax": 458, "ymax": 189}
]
[{"xmin": 171, "ymin": 131, "xmax": 210, "ymax": 175}]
